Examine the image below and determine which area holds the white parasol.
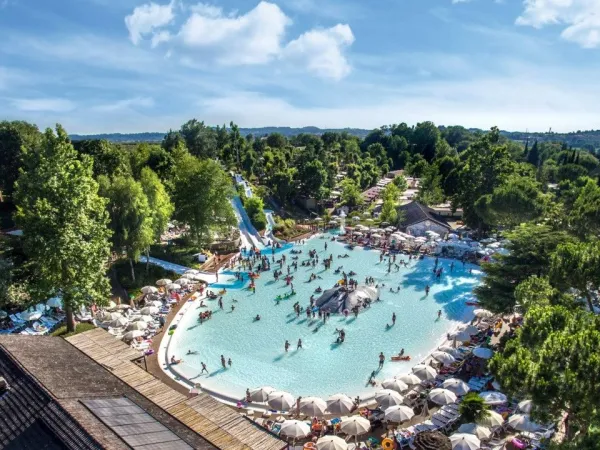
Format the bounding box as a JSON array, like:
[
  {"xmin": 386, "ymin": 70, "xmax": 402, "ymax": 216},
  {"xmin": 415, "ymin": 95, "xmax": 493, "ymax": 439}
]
[
  {"xmin": 473, "ymin": 309, "xmax": 493, "ymax": 318},
  {"xmin": 384, "ymin": 405, "xmax": 415, "ymax": 423},
  {"xmin": 249, "ymin": 386, "xmax": 275, "ymax": 403},
  {"xmin": 443, "ymin": 378, "xmax": 471, "ymax": 396},
  {"xmin": 108, "ymin": 317, "xmax": 128, "ymax": 328},
  {"xmin": 412, "ymin": 364, "xmax": 437, "ymax": 380},
  {"xmin": 326, "ymin": 394, "xmax": 354, "ymax": 415},
  {"xmin": 428, "ymin": 388, "xmax": 457, "ymax": 405},
  {"xmin": 508, "ymin": 414, "xmax": 541, "ymax": 432},
  {"xmin": 156, "ymin": 279, "xmax": 172, "ymax": 286},
  {"xmin": 141, "ymin": 286, "xmax": 158, "ymax": 294},
  {"xmin": 46, "ymin": 297, "xmax": 62, "ymax": 308},
  {"xmin": 299, "ymin": 397, "xmax": 327, "ymax": 417},
  {"xmin": 375, "ymin": 389, "xmax": 404, "ymax": 409},
  {"xmin": 381, "ymin": 378, "xmax": 409, "ymax": 393},
  {"xmin": 457, "ymin": 423, "xmax": 491, "ymax": 440},
  {"xmin": 122, "ymin": 330, "xmax": 144, "ymax": 341},
  {"xmin": 473, "ymin": 347, "xmax": 494, "ymax": 360},
  {"xmin": 140, "ymin": 306, "xmax": 159, "ymax": 315},
  {"xmin": 267, "ymin": 391, "xmax": 295, "ymax": 411},
  {"xmin": 476, "ymin": 410, "xmax": 504, "ymax": 428},
  {"xmin": 166, "ymin": 283, "xmax": 181, "ymax": 291},
  {"xmin": 20, "ymin": 310, "xmax": 42, "ymax": 321},
  {"xmin": 126, "ymin": 321, "xmax": 148, "ymax": 331},
  {"xmin": 279, "ymin": 420, "xmax": 310, "ymax": 439},
  {"xmin": 480, "ymin": 391, "xmax": 507, "ymax": 405},
  {"xmin": 432, "ymin": 351, "xmax": 456, "ymax": 365},
  {"xmin": 339, "ymin": 416, "xmax": 370, "ymax": 436},
  {"xmin": 450, "ymin": 433, "xmax": 481, "ymax": 450},
  {"xmin": 398, "ymin": 373, "xmax": 422, "ymax": 385},
  {"xmin": 316, "ymin": 435, "xmax": 348, "ymax": 450},
  {"xmin": 518, "ymin": 400, "xmax": 533, "ymax": 413}
]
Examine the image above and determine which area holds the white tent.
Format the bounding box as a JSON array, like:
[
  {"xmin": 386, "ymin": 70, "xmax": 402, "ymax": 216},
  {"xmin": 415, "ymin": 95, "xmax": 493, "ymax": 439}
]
[{"xmin": 375, "ymin": 389, "xmax": 404, "ymax": 409}]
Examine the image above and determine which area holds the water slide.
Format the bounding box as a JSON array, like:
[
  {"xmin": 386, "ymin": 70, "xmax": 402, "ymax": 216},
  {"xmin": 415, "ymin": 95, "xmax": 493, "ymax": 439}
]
[
  {"xmin": 264, "ymin": 210, "xmax": 285, "ymax": 244},
  {"xmin": 231, "ymin": 196, "xmax": 265, "ymax": 249},
  {"xmin": 139, "ymin": 256, "xmax": 218, "ymax": 284}
]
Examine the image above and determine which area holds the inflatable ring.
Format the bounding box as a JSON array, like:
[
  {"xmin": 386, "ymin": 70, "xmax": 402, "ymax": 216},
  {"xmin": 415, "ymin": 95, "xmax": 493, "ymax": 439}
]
[{"xmin": 382, "ymin": 438, "xmax": 394, "ymax": 450}]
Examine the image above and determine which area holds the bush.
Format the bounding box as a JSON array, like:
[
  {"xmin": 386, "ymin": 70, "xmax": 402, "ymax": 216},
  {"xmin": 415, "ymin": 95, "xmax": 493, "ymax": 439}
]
[
  {"xmin": 52, "ymin": 322, "xmax": 96, "ymax": 338},
  {"xmin": 245, "ymin": 196, "xmax": 267, "ymax": 231}
]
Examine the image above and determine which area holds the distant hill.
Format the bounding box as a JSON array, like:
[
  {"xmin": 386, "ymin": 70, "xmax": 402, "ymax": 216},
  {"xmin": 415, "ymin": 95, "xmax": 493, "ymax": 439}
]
[
  {"xmin": 70, "ymin": 126, "xmax": 600, "ymax": 151},
  {"xmin": 69, "ymin": 127, "xmax": 372, "ymax": 142}
]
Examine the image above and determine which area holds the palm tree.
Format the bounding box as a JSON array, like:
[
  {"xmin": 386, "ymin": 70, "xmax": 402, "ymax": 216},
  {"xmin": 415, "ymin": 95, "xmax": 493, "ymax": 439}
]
[{"xmin": 459, "ymin": 392, "xmax": 490, "ymax": 423}]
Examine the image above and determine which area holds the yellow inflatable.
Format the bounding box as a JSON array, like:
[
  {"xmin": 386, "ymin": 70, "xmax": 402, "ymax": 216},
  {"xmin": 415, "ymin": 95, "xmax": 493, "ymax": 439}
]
[{"xmin": 382, "ymin": 438, "xmax": 394, "ymax": 450}]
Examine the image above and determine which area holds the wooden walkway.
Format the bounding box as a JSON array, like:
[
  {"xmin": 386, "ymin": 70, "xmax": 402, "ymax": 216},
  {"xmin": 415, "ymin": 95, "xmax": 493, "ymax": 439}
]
[{"xmin": 67, "ymin": 329, "xmax": 286, "ymax": 450}]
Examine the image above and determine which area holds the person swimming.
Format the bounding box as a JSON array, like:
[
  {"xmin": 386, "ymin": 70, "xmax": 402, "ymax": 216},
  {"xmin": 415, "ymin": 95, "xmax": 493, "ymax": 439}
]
[{"xmin": 254, "ymin": 314, "xmax": 261, "ymax": 321}]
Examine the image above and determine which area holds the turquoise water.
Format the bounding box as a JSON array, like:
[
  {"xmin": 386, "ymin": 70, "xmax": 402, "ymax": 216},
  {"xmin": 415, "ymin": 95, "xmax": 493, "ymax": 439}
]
[{"xmin": 169, "ymin": 234, "xmax": 481, "ymax": 400}]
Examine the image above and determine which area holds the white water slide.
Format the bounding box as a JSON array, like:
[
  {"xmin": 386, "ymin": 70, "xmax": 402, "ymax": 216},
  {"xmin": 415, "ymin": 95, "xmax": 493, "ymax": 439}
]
[{"xmin": 231, "ymin": 196, "xmax": 265, "ymax": 249}]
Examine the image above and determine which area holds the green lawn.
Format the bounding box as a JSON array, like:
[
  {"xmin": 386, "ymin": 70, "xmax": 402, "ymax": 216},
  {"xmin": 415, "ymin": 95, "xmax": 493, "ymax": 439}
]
[{"xmin": 52, "ymin": 322, "xmax": 96, "ymax": 338}]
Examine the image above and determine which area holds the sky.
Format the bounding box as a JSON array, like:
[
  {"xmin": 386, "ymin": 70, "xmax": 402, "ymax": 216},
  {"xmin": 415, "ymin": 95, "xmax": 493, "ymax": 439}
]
[{"xmin": 1, "ymin": 0, "xmax": 600, "ymax": 134}]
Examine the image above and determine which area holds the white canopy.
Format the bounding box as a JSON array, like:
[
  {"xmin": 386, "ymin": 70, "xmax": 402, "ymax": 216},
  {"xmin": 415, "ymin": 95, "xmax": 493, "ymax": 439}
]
[
  {"xmin": 458, "ymin": 423, "xmax": 491, "ymax": 440},
  {"xmin": 141, "ymin": 286, "xmax": 158, "ymax": 294},
  {"xmin": 477, "ymin": 410, "xmax": 504, "ymax": 428},
  {"xmin": 508, "ymin": 414, "xmax": 541, "ymax": 432},
  {"xmin": 443, "ymin": 378, "xmax": 471, "ymax": 396},
  {"xmin": 326, "ymin": 394, "xmax": 354, "ymax": 415},
  {"xmin": 412, "ymin": 364, "xmax": 437, "ymax": 380},
  {"xmin": 450, "ymin": 433, "xmax": 481, "ymax": 450},
  {"xmin": 267, "ymin": 391, "xmax": 295, "ymax": 411},
  {"xmin": 375, "ymin": 389, "xmax": 404, "ymax": 409},
  {"xmin": 480, "ymin": 391, "xmax": 507, "ymax": 405},
  {"xmin": 280, "ymin": 420, "xmax": 310, "ymax": 439},
  {"xmin": 384, "ymin": 405, "xmax": 415, "ymax": 423},
  {"xmin": 473, "ymin": 309, "xmax": 493, "ymax": 318},
  {"xmin": 432, "ymin": 351, "xmax": 456, "ymax": 365},
  {"xmin": 155, "ymin": 279, "xmax": 172, "ymax": 286},
  {"xmin": 381, "ymin": 378, "xmax": 409, "ymax": 393},
  {"xmin": 166, "ymin": 283, "xmax": 181, "ymax": 291},
  {"xmin": 428, "ymin": 388, "xmax": 457, "ymax": 405},
  {"xmin": 249, "ymin": 386, "xmax": 275, "ymax": 403},
  {"xmin": 398, "ymin": 373, "xmax": 422, "ymax": 385},
  {"xmin": 518, "ymin": 400, "xmax": 533, "ymax": 413},
  {"xmin": 140, "ymin": 306, "xmax": 159, "ymax": 315},
  {"xmin": 316, "ymin": 435, "xmax": 348, "ymax": 450},
  {"xmin": 473, "ymin": 347, "xmax": 494, "ymax": 360},
  {"xmin": 340, "ymin": 416, "xmax": 370, "ymax": 436},
  {"xmin": 299, "ymin": 397, "xmax": 327, "ymax": 417}
]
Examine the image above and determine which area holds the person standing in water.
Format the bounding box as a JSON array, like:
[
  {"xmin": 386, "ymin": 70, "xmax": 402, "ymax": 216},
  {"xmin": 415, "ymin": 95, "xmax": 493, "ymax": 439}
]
[
  {"xmin": 392, "ymin": 312, "xmax": 396, "ymax": 326},
  {"xmin": 297, "ymin": 339, "xmax": 303, "ymax": 349},
  {"xmin": 285, "ymin": 340, "xmax": 290, "ymax": 352},
  {"xmin": 425, "ymin": 285, "xmax": 430, "ymax": 296},
  {"xmin": 378, "ymin": 352, "xmax": 385, "ymax": 368},
  {"xmin": 201, "ymin": 362, "xmax": 208, "ymax": 374},
  {"xmin": 220, "ymin": 355, "xmax": 226, "ymax": 369},
  {"xmin": 437, "ymin": 310, "xmax": 442, "ymax": 319}
]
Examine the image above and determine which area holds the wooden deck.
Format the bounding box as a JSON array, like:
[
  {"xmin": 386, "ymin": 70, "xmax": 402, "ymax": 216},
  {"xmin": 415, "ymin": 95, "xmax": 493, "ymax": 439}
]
[{"xmin": 66, "ymin": 329, "xmax": 286, "ymax": 450}]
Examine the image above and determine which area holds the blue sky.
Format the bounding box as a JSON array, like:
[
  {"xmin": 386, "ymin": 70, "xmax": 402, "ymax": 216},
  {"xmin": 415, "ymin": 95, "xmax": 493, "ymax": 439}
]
[{"xmin": 1, "ymin": 0, "xmax": 600, "ymax": 133}]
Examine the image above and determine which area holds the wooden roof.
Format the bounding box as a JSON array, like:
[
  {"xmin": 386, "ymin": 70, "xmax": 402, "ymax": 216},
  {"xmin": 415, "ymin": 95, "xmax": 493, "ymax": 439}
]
[
  {"xmin": 398, "ymin": 201, "xmax": 451, "ymax": 230},
  {"xmin": 67, "ymin": 328, "xmax": 286, "ymax": 450}
]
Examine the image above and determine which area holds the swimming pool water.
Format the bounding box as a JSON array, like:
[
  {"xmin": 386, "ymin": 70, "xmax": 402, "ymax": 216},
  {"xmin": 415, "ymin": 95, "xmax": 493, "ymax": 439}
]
[{"xmin": 169, "ymin": 234, "xmax": 481, "ymax": 401}]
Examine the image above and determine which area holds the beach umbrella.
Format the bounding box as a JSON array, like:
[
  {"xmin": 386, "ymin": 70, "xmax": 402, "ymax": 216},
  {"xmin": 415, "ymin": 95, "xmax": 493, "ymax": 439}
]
[
  {"xmin": 457, "ymin": 423, "xmax": 491, "ymax": 440},
  {"xmin": 0, "ymin": 310, "xmax": 8, "ymax": 319},
  {"xmin": 518, "ymin": 400, "xmax": 533, "ymax": 413},
  {"xmin": 438, "ymin": 346, "xmax": 462, "ymax": 358},
  {"xmin": 141, "ymin": 286, "xmax": 158, "ymax": 294},
  {"xmin": 108, "ymin": 317, "xmax": 128, "ymax": 328},
  {"xmin": 95, "ymin": 311, "xmax": 113, "ymax": 322},
  {"xmin": 175, "ymin": 278, "xmax": 192, "ymax": 286},
  {"xmin": 371, "ymin": 233, "xmax": 382, "ymax": 239},
  {"xmin": 185, "ymin": 269, "xmax": 200, "ymax": 275},
  {"xmin": 249, "ymin": 386, "xmax": 275, "ymax": 403},
  {"xmin": 122, "ymin": 330, "xmax": 144, "ymax": 341},
  {"xmin": 414, "ymin": 431, "xmax": 451, "ymax": 450},
  {"xmin": 473, "ymin": 347, "xmax": 494, "ymax": 360},
  {"xmin": 116, "ymin": 304, "xmax": 130, "ymax": 310},
  {"xmin": 384, "ymin": 405, "xmax": 415, "ymax": 423},
  {"xmin": 449, "ymin": 331, "xmax": 471, "ymax": 342},
  {"xmin": 21, "ymin": 310, "xmax": 42, "ymax": 321},
  {"xmin": 432, "ymin": 351, "xmax": 456, "ymax": 365},
  {"xmin": 166, "ymin": 283, "xmax": 181, "ymax": 291},
  {"xmin": 340, "ymin": 416, "xmax": 370, "ymax": 436},
  {"xmin": 46, "ymin": 297, "xmax": 62, "ymax": 308},
  {"xmin": 107, "ymin": 300, "xmax": 117, "ymax": 309},
  {"xmin": 476, "ymin": 410, "xmax": 504, "ymax": 428},
  {"xmin": 381, "ymin": 378, "xmax": 409, "ymax": 393},
  {"xmin": 398, "ymin": 373, "xmax": 422, "ymax": 385},
  {"xmin": 299, "ymin": 397, "xmax": 327, "ymax": 417},
  {"xmin": 132, "ymin": 315, "xmax": 153, "ymax": 323},
  {"xmin": 126, "ymin": 321, "xmax": 148, "ymax": 331},
  {"xmin": 480, "ymin": 391, "xmax": 507, "ymax": 405},
  {"xmin": 156, "ymin": 279, "xmax": 172, "ymax": 286},
  {"xmin": 317, "ymin": 435, "xmax": 348, "ymax": 450},
  {"xmin": 326, "ymin": 394, "xmax": 354, "ymax": 415},
  {"xmin": 279, "ymin": 420, "xmax": 310, "ymax": 439},
  {"xmin": 473, "ymin": 309, "xmax": 493, "ymax": 319},
  {"xmin": 462, "ymin": 325, "xmax": 480, "ymax": 335},
  {"xmin": 267, "ymin": 391, "xmax": 295, "ymax": 411},
  {"xmin": 375, "ymin": 389, "xmax": 404, "ymax": 409},
  {"xmin": 353, "ymin": 231, "xmax": 363, "ymax": 237},
  {"xmin": 443, "ymin": 378, "xmax": 470, "ymax": 396},
  {"xmin": 148, "ymin": 300, "xmax": 163, "ymax": 308},
  {"xmin": 140, "ymin": 306, "xmax": 159, "ymax": 315},
  {"xmin": 450, "ymin": 433, "xmax": 480, "ymax": 450},
  {"xmin": 508, "ymin": 414, "xmax": 541, "ymax": 432},
  {"xmin": 428, "ymin": 388, "xmax": 457, "ymax": 405},
  {"xmin": 412, "ymin": 364, "xmax": 437, "ymax": 380}
]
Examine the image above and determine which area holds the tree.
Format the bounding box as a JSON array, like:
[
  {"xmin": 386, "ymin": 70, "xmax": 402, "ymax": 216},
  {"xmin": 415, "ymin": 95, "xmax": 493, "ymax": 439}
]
[
  {"xmin": 271, "ymin": 169, "xmax": 296, "ymax": 204},
  {"xmin": 296, "ymin": 159, "xmax": 328, "ymax": 199},
  {"xmin": 568, "ymin": 178, "xmax": 600, "ymax": 238},
  {"xmin": 140, "ymin": 168, "xmax": 174, "ymax": 267},
  {"xmin": 74, "ymin": 139, "xmax": 130, "ymax": 178},
  {"xmin": 266, "ymin": 133, "xmax": 287, "ymax": 149},
  {"xmin": 242, "ymin": 149, "xmax": 258, "ymax": 177},
  {"xmin": 417, "ymin": 165, "xmax": 444, "ymax": 206},
  {"xmin": 474, "ymin": 223, "xmax": 574, "ymax": 313},
  {"xmin": 475, "ymin": 175, "xmax": 546, "ymax": 227},
  {"xmin": 14, "ymin": 125, "xmax": 111, "ymax": 332},
  {"xmin": 550, "ymin": 240, "xmax": 600, "ymax": 312},
  {"xmin": 100, "ymin": 176, "xmax": 154, "ymax": 282},
  {"xmin": 340, "ymin": 178, "xmax": 364, "ymax": 208},
  {"xmin": 380, "ymin": 182, "xmax": 399, "ymax": 224},
  {"xmin": 406, "ymin": 154, "xmax": 428, "ymax": 178},
  {"xmin": 412, "ymin": 121, "xmax": 440, "ymax": 162},
  {"xmin": 392, "ymin": 174, "xmax": 408, "ymax": 192},
  {"xmin": 527, "ymin": 140, "xmax": 540, "ymax": 167},
  {"xmin": 244, "ymin": 196, "xmax": 267, "ymax": 231},
  {"xmin": 161, "ymin": 130, "xmax": 185, "ymax": 153},
  {"xmin": 491, "ymin": 305, "xmax": 600, "ymax": 440},
  {"xmin": 514, "ymin": 276, "xmax": 555, "ymax": 312},
  {"xmin": 172, "ymin": 154, "xmax": 236, "ymax": 244},
  {"xmin": 180, "ymin": 119, "xmax": 218, "ymax": 159},
  {"xmin": 0, "ymin": 121, "xmax": 41, "ymax": 200},
  {"xmin": 557, "ymin": 164, "xmax": 587, "ymax": 182},
  {"xmin": 459, "ymin": 393, "xmax": 490, "ymax": 423}
]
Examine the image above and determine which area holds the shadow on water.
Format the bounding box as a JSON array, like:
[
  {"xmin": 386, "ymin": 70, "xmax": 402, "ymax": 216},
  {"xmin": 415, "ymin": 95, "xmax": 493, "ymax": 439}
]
[
  {"xmin": 209, "ymin": 368, "xmax": 227, "ymax": 377},
  {"xmin": 286, "ymin": 316, "xmax": 297, "ymax": 324},
  {"xmin": 273, "ymin": 354, "xmax": 285, "ymax": 362},
  {"xmin": 265, "ymin": 280, "xmax": 277, "ymax": 286},
  {"xmin": 330, "ymin": 341, "xmax": 342, "ymax": 350},
  {"xmin": 346, "ymin": 317, "xmax": 357, "ymax": 324},
  {"xmin": 187, "ymin": 325, "xmax": 199, "ymax": 331},
  {"xmin": 297, "ymin": 318, "xmax": 307, "ymax": 325}
]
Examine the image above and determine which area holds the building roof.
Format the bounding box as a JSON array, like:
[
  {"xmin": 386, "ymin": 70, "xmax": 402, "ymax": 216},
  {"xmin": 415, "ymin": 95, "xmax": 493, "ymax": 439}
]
[
  {"xmin": 398, "ymin": 201, "xmax": 451, "ymax": 230},
  {"xmin": 1, "ymin": 333, "xmax": 282, "ymax": 449}
]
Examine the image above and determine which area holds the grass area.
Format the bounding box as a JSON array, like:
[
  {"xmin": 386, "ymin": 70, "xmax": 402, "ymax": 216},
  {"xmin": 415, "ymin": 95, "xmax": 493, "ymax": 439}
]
[
  {"xmin": 52, "ymin": 322, "xmax": 96, "ymax": 338},
  {"xmin": 112, "ymin": 259, "xmax": 179, "ymax": 298},
  {"xmin": 273, "ymin": 218, "xmax": 312, "ymax": 240},
  {"xmin": 149, "ymin": 239, "xmax": 203, "ymax": 269}
]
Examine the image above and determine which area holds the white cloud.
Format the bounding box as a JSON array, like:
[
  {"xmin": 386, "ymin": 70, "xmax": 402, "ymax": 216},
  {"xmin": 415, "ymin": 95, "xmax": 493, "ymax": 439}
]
[
  {"xmin": 125, "ymin": 1, "xmax": 175, "ymax": 45},
  {"xmin": 179, "ymin": 1, "xmax": 290, "ymax": 65},
  {"xmin": 12, "ymin": 98, "xmax": 76, "ymax": 112},
  {"xmin": 151, "ymin": 30, "xmax": 171, "ymax": 47},
  {"xmin": 92, "ymin": 96, "xmax": 155, "ymax": 112},
  {"xmin": 516, "ymin": 0, "xmax": 600, "ymax": 48},
  {"xmin": 452, "ymin": 0, "xmax": 472, "ymax": 3},
  {"xmin": 282, "ymin": 24, "xmax": 354, "ymax": 80},
  {"xmin": 189, "ymin": 2, "xmax": 222, "ymax": 17}
]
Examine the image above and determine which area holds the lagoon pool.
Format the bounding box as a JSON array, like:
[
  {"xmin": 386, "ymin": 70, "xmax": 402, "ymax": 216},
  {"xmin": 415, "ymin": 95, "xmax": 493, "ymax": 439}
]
[{"xmin": 168, "ymin": 234, "xmax": 480, "ymax": 400}]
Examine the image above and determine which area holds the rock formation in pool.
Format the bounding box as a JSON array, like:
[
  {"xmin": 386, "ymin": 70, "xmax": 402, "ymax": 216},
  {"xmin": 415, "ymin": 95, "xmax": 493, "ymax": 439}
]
[{"xmin": 315, "ymin": 285, "xmax": 380, "ymax": 313}]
